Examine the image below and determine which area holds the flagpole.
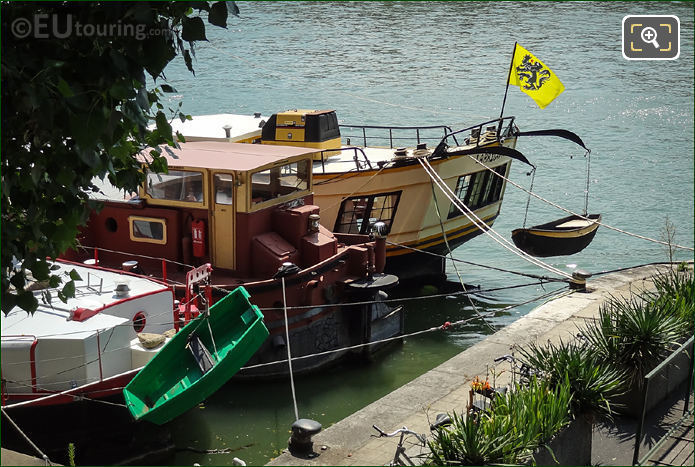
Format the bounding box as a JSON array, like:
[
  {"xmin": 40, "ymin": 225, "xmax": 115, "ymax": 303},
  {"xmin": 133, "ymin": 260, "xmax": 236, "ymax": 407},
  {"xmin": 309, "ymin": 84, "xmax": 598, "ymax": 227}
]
[{"xmin": 498, "ymin": 42, "xmax": 518, "ymax": 126}]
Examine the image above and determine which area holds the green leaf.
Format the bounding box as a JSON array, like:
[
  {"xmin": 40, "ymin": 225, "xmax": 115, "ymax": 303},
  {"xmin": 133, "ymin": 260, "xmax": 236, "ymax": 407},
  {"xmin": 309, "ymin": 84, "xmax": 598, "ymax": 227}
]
[
  {"xmin": 109, "ymin": 81, "xmax": 136, "ymax": 100},
  {"xmin": 77, "ymin": 148, "xmax": 101, "ymax": 168},
  {"xmin": 208, "ymin": 2, "xmax": 228, "ymax": 27},
  {"xmin": 1, "ymin": 292, "xmax": 17, "ymax": 314},
  {"xmin": 32, "ymin": 260, "xmax": 51, "ymax": 281},
  {"xmin": 68, "ymin": 269, "xmax": 82, "ymax": 281},
  {"xmin": 30, "ymin": 166, "xmax": 44, "ymax": 185},
  {"xmin": 61, "ymin": 280, "xmax": 76, "ymax": 301},
  {"xmin": 17, "ymin": 291, "xmax": 39, "ymax": 313},
  {"xmin": 10, "ymin": 272, "xmax": 26, "ymax": 290},
  {"xmin": 149, "ymin": 153, "xmax": 169, "ymax": 173},
  {"xmin": 49, "ymin": 275, "xmax": 62, "ymax": 288},
  {"xmin": 161, "ymin": 84, "xmax": 178, "ymax": 93},
  {"xmin": 70, "ymin": 112, "xmax": 107, "ymax": 149},
  {"xmin": 136, "ymin": 87, "xmax": 150, "ymax": 110},
  {"xmin": 182, "ymin": 16, "xmax": 207, "ymax": 41},
  {"xmin": 183, "ymin": 49, "xmax": 195, "ymax": 74},
  {"xmin": 57, "ymin": 78, "xmax": 75, "ymax": 98},
  {"xmin": 155, "ymin": 111, "xmax": 173, "ymax": 141}
]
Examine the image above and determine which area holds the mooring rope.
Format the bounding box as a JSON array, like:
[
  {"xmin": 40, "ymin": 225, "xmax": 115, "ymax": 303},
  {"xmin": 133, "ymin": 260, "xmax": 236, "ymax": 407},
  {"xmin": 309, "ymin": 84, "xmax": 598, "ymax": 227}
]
[
  {"xmin": 1, "ymin": 407, "xmax": 53, "ymax": 465},
  {"xmin": 470, "ymin": 156, "xmax": 694, "ymax": 252},
  {"xmin": 418, "ymin": 157, "xmax": 574, "ymax": 280},
  {"xmin": 429, "ymin": 178, "xmax": 495, "ymax": 332},
  {"xmin": 239, "ymin": 285, "xmax": 569, "ymax": 371},
  {"xmin": 384, "ymin": 240, "xmax": 568, "ymax": 283},
  {"xmin": 281, "ymin": 277, "xmax": 300, "ymax": 421},
  {"xmin": 3, "ymin": 280, "xmax": 562, "ymax": 411}
]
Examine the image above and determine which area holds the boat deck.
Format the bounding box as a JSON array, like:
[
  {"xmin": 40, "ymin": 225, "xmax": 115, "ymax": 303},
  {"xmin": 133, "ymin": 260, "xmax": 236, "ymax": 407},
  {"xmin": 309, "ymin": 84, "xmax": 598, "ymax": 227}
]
[
  {"xmin": 2, "ymin": 262, "xmax": 168, "ymax": 338},
  {"xmin": 2, "ymin": 303, "xmax": 128, "ymax": 340},
  {"xmin": 169, "ymin": 112, "xmax": 497, "ymax": 177}
]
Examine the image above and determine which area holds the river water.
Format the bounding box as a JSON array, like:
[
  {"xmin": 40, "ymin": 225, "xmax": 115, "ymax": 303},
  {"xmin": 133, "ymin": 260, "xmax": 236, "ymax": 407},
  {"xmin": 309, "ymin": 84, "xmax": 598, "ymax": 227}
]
[{"xmin": 154, "ymin": 2, "xmax": 693, "ymax": 465}]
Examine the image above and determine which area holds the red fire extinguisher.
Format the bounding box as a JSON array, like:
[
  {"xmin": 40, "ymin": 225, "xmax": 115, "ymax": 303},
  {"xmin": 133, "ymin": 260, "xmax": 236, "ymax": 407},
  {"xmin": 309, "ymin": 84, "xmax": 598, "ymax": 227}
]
[{"xmin": 191, "ymin": 219, "xmax": 206, "ymax": 258}]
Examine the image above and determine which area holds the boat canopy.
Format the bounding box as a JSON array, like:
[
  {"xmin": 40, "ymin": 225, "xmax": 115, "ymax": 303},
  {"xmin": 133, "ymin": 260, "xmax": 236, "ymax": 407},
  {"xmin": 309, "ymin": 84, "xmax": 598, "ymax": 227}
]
[{"xmin": 138, "ymin": 141, "xmax": 319, "ymax": 173}]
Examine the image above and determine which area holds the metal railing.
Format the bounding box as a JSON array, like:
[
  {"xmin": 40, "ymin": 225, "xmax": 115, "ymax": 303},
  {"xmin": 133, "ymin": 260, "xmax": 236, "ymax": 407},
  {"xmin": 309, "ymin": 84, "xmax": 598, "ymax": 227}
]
[
  {"xmin": 434, "ymin": 116, "xmax": 517, "ymax": 152},
  {"xmin": 340, "ymin": 123, "xmax": 455, "ymax": 148},
  {"xmin": 315, "ymin": 146, "xmax": 372, "ymax": 174},
  {"xmin": 633, "ymin": 335, "xmax": 694, "ymax": 465}
]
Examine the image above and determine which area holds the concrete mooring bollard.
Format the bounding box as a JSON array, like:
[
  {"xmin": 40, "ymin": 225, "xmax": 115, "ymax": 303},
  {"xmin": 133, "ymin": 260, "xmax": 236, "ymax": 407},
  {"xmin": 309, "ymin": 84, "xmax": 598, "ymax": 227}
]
[{"xmin": 288, "ymin": 418, "xmax": 322, "ymax": 457}]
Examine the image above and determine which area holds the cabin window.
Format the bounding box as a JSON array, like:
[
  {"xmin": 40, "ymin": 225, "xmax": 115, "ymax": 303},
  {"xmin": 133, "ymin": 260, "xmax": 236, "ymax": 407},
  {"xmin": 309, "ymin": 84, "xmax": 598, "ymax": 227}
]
[
  {"xmin": 251, "ymin": 160, "xmax": 310, "ymax": 204},
  {"xmin": 129, "ymin": 216, "xmax": 167, "ymax": 244},
  {"xmin": 214, "ymin": 173, "xmax": 235, "ymax": 205},
  {"xmin": 466, "ymin": 172, "xmax": 488, "ymax": 208},
  {"xmin": 448, "ymin": 164, "xmax": 508, "ymax": 218},
  {"xmin": 335, "ymin": 191, "xmax": 401, "ymax": 235},
  {"xmin": 485, "ymin": 164, "xmax": 508, "ymax": 204},
  {"xmin": 448, "ymin": 175, "xmax": 472, "ymax": 218},
  {"xmin": 146, "ymin": 170, "xmax": 204, "ymax": 204}
]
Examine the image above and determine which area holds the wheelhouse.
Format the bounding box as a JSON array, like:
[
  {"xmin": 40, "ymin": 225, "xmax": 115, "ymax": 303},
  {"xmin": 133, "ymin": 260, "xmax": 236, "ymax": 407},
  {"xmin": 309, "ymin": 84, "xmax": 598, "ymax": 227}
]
[
  {"xmin": 138, "ymin": 142, "xmax": 313, "ymax": 214},
  {"xmin": 78, "ymin": 142, "xmax": 320, "ymax": 277}
]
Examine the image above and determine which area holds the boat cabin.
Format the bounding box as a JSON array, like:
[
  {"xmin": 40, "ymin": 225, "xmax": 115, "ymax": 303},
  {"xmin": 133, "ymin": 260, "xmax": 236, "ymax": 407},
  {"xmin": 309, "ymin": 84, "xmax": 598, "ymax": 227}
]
[{"xmin": 79, "ymin": 142, "xmax": 341, "ymax": 279}]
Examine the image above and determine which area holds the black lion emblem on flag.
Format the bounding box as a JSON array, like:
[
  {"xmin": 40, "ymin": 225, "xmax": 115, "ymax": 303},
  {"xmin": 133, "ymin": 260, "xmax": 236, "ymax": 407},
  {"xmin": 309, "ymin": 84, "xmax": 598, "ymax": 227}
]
[{"xmin": 515, "ymin": 55, "xmax": 551, "ymax": 90}]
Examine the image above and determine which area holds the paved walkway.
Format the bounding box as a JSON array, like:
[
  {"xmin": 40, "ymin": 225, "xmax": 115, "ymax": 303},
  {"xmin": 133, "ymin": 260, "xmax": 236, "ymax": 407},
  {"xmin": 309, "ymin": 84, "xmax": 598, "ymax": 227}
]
[
  {"xmin": 269, "ymin": 263, "xmax": 694, "ymax": 466},
  {"xmin": 0, "ymin": 448, "xmax": 58, "ymax": 466}
]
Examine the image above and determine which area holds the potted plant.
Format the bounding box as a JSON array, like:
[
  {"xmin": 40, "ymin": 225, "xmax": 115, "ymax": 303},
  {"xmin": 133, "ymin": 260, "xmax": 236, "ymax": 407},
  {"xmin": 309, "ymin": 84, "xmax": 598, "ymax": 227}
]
[
  {"xmin": 427, "ymin": 377, "xmax": 572, "ymax": 465},
  {"xmin": 579, "ymin": 269, "xmax": 693, "ymax": 415},
  {"xmin": 516, "ymin": 339, "xmax": 627, "ymax": 465},
  {"xmin": 517, "ymin": 339, "xmax": 626, "ymax": 419}
]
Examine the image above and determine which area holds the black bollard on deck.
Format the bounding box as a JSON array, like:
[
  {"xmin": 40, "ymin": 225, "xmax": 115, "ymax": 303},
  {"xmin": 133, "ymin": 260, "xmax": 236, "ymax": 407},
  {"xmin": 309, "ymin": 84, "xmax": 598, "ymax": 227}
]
[{"xmin": 288, "ymin": 418, "xmax": 322, "ymax": 457}]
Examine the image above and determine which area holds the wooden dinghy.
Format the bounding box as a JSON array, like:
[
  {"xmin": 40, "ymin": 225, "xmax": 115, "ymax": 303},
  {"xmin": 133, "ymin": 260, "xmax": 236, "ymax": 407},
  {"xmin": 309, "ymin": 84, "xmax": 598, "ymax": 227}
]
[
  {"xmin": 123, "ymin": 286, "xmax": 268, "ymax": 425},
  {"xmin": 511, "ymin": 214, "xmax": 601, "ymax": 257}
]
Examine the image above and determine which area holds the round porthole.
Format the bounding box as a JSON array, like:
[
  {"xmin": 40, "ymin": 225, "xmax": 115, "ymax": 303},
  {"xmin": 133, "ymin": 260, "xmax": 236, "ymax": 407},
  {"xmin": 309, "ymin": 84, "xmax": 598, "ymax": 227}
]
[
  {"xmin": 133, "ymin": 312, "xmax": 146, "ymax": 333},
  {"xmin": 105, "ymin": 217, "xmax": 118, "ymax": 233}
]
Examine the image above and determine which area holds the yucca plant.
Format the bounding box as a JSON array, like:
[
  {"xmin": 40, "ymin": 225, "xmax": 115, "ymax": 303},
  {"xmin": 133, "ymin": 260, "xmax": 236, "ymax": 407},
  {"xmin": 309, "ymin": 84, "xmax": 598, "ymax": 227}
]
[
  {"xmin": 427, "ymin": 410, "xmax": 524, "ymax": 465},
  {"xmin": 644, "ymin": 268, "xmax": 694, "ymax": 336},
  {"xmin": 581, "ymin": 292, "xmax": 686, "ymax": 388},
  {"xmin": 427, "ymin": 377, "xmax": 572, "ymax": 465},
  {"xmin": 517, "ymin": 339, "xmax": 626, "ymax": 418}
]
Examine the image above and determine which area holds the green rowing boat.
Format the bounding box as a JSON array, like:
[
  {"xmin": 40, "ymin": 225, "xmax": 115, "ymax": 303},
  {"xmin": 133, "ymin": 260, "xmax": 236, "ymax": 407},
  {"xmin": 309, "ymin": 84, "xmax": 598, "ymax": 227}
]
[{"xmin": 123, "ymin": 287, "xmax": 268, "ymax": 425}]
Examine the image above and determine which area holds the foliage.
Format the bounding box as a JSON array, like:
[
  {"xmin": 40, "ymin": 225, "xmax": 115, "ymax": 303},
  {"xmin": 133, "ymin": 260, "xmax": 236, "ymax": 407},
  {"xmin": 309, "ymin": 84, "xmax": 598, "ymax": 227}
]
[
  {"xmin": 518, "ymin": 339, "xmax": 626, "ymax": 418},
  {"xmin": 68, "ymin": 442, "xmax": 76, "ymax": 467},
  {"xmin": 645, "ymin": 268, "xmax": 694, "ymax": 335},
  {"xmin": 580, "ymin": 290, "xmax": 688, "ymax": 389},
  {"xmin": 427, "ymin": 377, "xmax": 572, "ymax": 465},
  {"xmin": 1, "ymin": 2, "xmax": 238, "ymax": 313}
]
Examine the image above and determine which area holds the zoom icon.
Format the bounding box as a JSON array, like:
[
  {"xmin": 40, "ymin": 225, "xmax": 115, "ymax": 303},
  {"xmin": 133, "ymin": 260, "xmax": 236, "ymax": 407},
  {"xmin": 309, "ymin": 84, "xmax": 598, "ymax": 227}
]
[{"xmin": 623, "ymin": 15, "xmax": 680, "ymax": 60}]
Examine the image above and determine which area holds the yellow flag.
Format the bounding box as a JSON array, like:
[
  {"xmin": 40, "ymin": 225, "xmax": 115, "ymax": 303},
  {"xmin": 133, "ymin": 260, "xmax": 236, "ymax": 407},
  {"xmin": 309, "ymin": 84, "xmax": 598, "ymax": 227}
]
[{"xmin": 508, "ymin": 44, "xmax": 564, "ymax": 109}]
